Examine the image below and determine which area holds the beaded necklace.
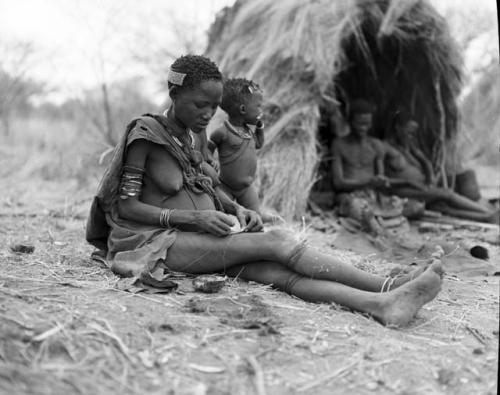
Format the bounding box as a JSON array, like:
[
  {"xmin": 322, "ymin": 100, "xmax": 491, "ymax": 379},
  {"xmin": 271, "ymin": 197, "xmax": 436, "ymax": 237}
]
[
  {"xmin": 163, "ymin": 108, "xmax": 195, "ymax": 149},
  {"xmin": 172, "ymin": 131, "xmax": 195, "ymax": 149},
  {"xmin": 224, "ymin": 120, "xmax": 253, "ymax": 140}
]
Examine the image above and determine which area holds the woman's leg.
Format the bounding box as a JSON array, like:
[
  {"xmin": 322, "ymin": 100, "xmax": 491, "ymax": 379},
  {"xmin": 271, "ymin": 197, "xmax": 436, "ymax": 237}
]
[
  {"xmin": 164, "ymin": 230, "xmax": 421, "ymax": 291},
  {"xmin": 427, "ymin": 187, "xmax": 492, "ymax": 214},
  {"xmin": 225, "ymin": 261, "xmax": 443, "ymax": 327},
  {"xmin": 426, "ymin": 202, "xmax": 499, "ymax": 223},
  {"xmin": 393, "ymin": 187, "xmax": 491, "ymax": 214}
]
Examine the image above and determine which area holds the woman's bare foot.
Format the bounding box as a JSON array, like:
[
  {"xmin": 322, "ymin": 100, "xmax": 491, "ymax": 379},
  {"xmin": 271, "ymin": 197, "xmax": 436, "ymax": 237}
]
[
  {"xmin": 389, "ymin": 264, "xmax": 429, "ymax": 289},
  {"xmin": 374, "ymin": 262, "xmax": 443, "ymax": 327}
]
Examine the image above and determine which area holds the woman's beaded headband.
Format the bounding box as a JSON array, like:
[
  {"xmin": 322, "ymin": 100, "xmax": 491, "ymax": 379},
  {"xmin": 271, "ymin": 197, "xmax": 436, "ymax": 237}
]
[
  {"xmin": 167, "ymin": 68, "xmax": 187, "ymax": 86},
  {"xmin": 245, "ymin": 81, "xmax": 261, "ymax": 94}
]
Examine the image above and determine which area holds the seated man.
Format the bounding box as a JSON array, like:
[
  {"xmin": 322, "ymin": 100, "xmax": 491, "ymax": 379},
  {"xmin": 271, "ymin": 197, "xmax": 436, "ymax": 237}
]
[
  {"xmin": 331, "ymin": 99, "xmax": 408, "ymax": 235},
  {"xmin": 383, "ymin": 112, "xmax": 498, "ymax": 223}
]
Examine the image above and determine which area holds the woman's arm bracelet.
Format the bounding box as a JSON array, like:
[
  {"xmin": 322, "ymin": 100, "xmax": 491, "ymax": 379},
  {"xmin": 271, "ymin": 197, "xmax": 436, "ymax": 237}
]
[
  {"xmin": 159, "ymin": 208, "xmax": 175, "ymax": 227},
  {"xmin": 119, "ymin": 165, "xmax": 145, "ymax": 200}
]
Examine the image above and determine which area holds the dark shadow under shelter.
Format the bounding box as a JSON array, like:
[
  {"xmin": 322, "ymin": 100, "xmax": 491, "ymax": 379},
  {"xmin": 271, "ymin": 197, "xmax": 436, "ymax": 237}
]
[{"xmin": 207, "ymin": 0, "xmax": 464, "ymax": 218}]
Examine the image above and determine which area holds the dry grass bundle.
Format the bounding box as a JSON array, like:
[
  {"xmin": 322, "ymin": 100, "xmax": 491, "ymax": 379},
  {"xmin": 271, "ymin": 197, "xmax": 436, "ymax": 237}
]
[{"xmin": 207, "ymin": 0, "xmax": 463, "ymax": 218}]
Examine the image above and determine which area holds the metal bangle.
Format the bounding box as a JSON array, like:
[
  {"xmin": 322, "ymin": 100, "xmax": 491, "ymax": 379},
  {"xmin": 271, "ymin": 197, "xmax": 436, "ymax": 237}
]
[
  {"xmin": 159, "ymin": 209, "xmax": 171, "ymax": 227},
  {"xmin": 166, "ymin": 209, "xmax": 174, "ymax": 228}
]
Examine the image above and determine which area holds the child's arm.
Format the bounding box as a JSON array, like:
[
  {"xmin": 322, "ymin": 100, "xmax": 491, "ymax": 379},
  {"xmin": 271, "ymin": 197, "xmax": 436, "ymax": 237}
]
[
  {"xmin": 254, "ymin": 121, "xmax": 264, "ymax": 149},
  {"xmin": 208, "ymin": 127, "xmax": 227, "ymax": 153}
]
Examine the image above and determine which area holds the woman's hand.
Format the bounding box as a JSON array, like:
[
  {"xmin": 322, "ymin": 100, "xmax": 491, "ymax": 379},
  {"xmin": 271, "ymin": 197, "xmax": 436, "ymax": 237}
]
[
  {"xmin": 193, "ymin": 210, "xmax": 237, "ymax": 237},
  {"xmin": 235, "ymin": 206, "xmax": 263, "ymax": 232},
  {"xmin": 370, "ymin": 175, "xmax": 390, "ymax": 189}
]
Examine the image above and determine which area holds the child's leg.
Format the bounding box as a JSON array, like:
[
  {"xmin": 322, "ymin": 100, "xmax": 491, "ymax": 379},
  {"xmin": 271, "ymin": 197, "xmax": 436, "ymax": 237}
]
[
  {"xmin": 237, "ymin": 185, "xmax": 284, "ymax": 223},
  {"xmin": 165, "ymin": 230, "xmax": 422, "ymax": 291},
  {"xmin": 226, "ymin": 261, "xmax": 443, "ymax": 327},
  {"xmin": 236, "ymin": 184, "xmax": 260, "ymax": 212}
]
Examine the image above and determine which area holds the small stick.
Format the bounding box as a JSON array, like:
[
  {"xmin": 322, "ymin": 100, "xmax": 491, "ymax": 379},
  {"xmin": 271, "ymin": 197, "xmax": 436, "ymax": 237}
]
[
  {"xmin": 434, "ymin": 78, "xmax": 448, "ymax": 188},
  {"xmin": 0, "ymin": 313, "xmax": 33, "ymax": 329},
  {"xmin": 88, "ymin": 321, "xmax": 134, "ymax": 363},
  {"xmin": 451, "ymin": 311, "xmax": 467, "ymax": 340},
  {"xmin": 109, "ymin": 287, "xmax": 181, "ymax": 307},
  {"xmin": 205, "ymin": 329, "xmax": 252, "ymax": 340},
  {"xmin": 32, "ymin": 322, "xmax": 64, "ymax": 342},
  {"xmin": 247, "ymin": 355, "xmax": 266, "ymax": 395},
  {"xmin": 465, "ymin": 325, "xmax": 487, "ymax": 345},
  {"xmin": 297, "ymin": 358, "xmax": 359, "ymax": 392},
  {"xmin": 265, "ymin": 301, "xmax": 311, "ymax": 311},
  {"xmin": 0, "ymin": 274, "xmax": 83, "ymax": 288},
  {"xmin": 255, "ymin": 347, "xmax": 278, "ymax": 359}
]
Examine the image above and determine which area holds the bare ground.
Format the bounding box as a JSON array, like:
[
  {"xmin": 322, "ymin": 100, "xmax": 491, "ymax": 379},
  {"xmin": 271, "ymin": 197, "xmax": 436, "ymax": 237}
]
[{"xmin": 1, "ymin": 177, "xmax": 498, "ymax": 395}]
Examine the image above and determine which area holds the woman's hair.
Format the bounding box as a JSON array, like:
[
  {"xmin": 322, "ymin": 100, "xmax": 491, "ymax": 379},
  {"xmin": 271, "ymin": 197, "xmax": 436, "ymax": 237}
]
[
  {"xmin": 168, "ymin": 55, "xmax": 222, "ymax": 92},
  {"xmin": 348, "ymin": 98, "xmax": 375, "ymax": 120},
  {"xmin": 393, "ymin": 108, "xmax": 413, "ymax": 127},
  {"xmin": 220, "ymin": 78, "xmax": 262, "ymax": 116}
]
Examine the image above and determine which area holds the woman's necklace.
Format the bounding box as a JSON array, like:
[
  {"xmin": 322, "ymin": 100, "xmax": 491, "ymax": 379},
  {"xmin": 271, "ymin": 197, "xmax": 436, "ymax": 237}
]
[
  {"xmin": 225, "ymin": 120, "xmax": 252, "ymax": 139},
  {"xmin": 172, "ymin": 131, "xmax": 195, "ymax": 149},
  {"xmin": 163, "ymin": 108, "xmax": 195, "ymax": 149}
]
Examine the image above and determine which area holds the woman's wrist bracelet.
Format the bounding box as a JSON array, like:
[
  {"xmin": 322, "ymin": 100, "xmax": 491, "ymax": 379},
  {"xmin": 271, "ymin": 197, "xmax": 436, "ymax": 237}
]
[{"xmin": 159, "ymin": 209, "xmax": 174, "ymax": 227}]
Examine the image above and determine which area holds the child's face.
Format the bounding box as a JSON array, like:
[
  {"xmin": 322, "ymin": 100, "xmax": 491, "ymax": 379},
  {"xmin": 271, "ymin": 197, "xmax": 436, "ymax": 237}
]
[
  {"xmin": 350, "ymin": 113, "xmax": 372, "ymax": 137},
  {"xmin": 242, "ymin": 91, "xmax": 263, "ymax": 125}
]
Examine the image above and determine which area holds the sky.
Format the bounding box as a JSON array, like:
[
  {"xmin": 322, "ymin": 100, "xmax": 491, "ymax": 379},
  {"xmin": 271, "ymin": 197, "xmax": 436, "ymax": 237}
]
[
  {"xmin": 0, "ymin": 0, "xmax": 236, "ymax": 102},
  {"xmin": 0, "ymin": 0, "xmax": 497, "ymax": 103}
]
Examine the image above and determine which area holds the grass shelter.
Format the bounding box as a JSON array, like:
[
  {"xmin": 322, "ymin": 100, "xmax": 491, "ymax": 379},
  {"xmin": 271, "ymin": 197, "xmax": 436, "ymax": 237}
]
[{"xmin": 206, "ymin": 0, "xmax": 463, "ymax": 219}]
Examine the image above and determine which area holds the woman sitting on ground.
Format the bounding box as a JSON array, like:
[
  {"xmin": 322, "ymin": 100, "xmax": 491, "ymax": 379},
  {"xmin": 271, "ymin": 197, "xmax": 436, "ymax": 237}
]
[
  {"xmin": 86, "ymin": 55, "xmax": 443, "ymax": 327},
  {"xmin": 383, "ymin": 110, "xmax": 497, "ymax": 223}
]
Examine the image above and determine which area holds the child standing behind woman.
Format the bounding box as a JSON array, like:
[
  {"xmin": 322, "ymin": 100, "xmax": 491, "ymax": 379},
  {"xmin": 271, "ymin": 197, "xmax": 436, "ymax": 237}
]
[{"xmin": 209, "ymin": 78, "xmax": 279, "ymax": 223}]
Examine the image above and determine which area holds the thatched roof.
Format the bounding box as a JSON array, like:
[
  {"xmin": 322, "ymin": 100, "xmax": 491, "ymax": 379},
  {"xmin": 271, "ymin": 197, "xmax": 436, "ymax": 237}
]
[{"xmin": 207, "ymin": 0, "xmax": 463, "ymax": 218}]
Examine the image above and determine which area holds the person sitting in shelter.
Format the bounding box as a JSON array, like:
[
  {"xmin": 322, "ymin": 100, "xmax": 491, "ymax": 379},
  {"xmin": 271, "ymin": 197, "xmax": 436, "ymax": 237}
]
[
  {"xmin": 86, "ymin": 55, "xmax": 444, "ymax": 328},
  {"xmin": 383, "ymin": 111, "xmax": 498, "ymax": 223},
  {"xmin": 331, "ymin": 99, "xmax": 409, "ymax": 235},
  {"xmin": 209, "ymin": 78, "xmax": 279, "ymax": 223}
]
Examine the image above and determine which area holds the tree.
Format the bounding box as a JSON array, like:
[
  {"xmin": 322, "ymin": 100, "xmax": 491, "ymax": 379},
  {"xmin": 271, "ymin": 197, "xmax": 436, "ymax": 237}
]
[
  {"xmin": 0, "ymin": 40, "xmax": 45, "ymax": 135},
  {"xmin": 77, "ymin": 76, "xmax": 157, "ymax": 147}
]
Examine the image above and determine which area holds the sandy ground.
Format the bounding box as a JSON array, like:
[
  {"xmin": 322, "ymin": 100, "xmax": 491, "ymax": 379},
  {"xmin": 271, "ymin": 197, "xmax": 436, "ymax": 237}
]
[{"xmin": 1, "ymin": 176, "xmax": 499, "ymax": 395}]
